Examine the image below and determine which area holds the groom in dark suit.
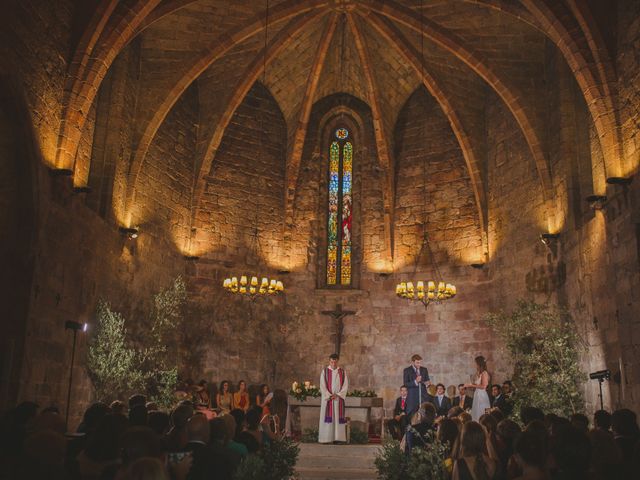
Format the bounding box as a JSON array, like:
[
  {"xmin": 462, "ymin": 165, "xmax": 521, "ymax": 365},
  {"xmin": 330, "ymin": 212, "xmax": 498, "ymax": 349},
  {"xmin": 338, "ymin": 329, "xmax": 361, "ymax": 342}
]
[{"xmin": 403, "ymin": 354, "xmax": 431, "ymax": 415}]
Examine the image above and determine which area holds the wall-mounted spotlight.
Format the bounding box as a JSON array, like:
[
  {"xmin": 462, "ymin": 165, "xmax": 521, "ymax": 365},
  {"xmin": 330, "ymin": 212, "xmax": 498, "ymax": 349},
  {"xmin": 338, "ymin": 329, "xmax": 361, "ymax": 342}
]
[
  {"xmin": 119, "ymin": 227, "xmax": 139, "ymax": 239},
  {"xmin": 470, "ymin": 263, "xmax": 485, "ymax": 269},
  {"xmin": 65, "ymin": 320, "xmax": 87, "ymax": 331},
  {"xmin": 184, "ymin": 255, "xmax": 200, "ymax": 261},
  {"xmin": 606, "ymin": 176, "xmax": 633, "ymax": 186},
  {"xmin": 586, "ymin": 194, "xmax": 607, "ymax": 210},
  {"xmin": 540, "ymin": 233, "xmax": 560, "ymax": 247}
]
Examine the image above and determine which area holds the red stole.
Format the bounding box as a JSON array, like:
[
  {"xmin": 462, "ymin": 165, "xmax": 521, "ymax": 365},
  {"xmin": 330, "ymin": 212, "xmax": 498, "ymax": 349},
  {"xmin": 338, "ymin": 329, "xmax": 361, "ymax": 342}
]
[{"xmin": 324, "ymin": 367, "xmax": 346, "ymax": 424}]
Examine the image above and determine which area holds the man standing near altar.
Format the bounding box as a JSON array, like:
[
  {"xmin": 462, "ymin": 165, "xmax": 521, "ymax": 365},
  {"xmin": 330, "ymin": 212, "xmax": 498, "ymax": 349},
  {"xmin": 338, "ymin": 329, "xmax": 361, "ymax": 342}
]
[
  {"xmin": 403, "ymin": 354, "xmax": 431, "ymax": 416},
  {"xmin": 319, "ymin": 353, "xmax": 349, "ymax": 443}
]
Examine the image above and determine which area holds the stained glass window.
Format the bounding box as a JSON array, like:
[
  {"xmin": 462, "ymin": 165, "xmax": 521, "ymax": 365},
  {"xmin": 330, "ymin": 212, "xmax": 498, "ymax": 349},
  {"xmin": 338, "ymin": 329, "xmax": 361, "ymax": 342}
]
[{"xmin": 327, "ymin": 128, "xmax": 353, "ymax": 286}]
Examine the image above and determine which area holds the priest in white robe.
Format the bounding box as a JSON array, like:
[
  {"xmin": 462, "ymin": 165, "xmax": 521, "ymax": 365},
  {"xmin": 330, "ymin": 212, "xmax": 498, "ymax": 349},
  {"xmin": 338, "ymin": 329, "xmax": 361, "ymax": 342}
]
[{"xmin": 319, "ymin": 353, "xmax": 349, "ymax": 443}]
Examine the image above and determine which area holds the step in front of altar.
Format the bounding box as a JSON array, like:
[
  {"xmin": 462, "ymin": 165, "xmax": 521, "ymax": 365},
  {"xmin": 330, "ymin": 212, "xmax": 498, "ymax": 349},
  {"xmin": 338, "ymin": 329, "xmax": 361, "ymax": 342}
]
[{"xmin": 296, "ymin": 444, "xmax": 378, "ymax": 480}]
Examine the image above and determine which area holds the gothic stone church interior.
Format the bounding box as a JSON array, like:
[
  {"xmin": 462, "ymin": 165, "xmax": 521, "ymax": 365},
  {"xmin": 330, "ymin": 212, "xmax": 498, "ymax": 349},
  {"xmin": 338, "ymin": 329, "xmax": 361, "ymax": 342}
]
[{"xmin": 1, "ymin": 0, "xmax": 640, "ymax": 474}]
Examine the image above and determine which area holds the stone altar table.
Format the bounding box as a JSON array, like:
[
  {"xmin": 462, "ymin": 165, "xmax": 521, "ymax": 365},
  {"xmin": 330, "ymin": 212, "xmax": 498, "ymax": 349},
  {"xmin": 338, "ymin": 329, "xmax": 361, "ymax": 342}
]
[{"xmin": 287, "ymin": 396, "xmax": 383, "ymax": 437}]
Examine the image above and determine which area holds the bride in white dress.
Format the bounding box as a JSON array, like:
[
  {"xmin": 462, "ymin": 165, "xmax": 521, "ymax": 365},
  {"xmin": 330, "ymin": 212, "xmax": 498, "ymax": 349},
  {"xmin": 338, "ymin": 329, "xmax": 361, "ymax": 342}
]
[{"xmin": 465, "ymin": 355, "xmax": 491, "ymax": 421}]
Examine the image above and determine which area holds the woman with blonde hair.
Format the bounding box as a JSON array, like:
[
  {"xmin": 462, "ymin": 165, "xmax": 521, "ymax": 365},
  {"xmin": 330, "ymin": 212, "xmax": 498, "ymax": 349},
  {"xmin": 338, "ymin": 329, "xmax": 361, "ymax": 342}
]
[{"xmin": 453, "ymin": 421, "xmax": 500, "ymax": 480}]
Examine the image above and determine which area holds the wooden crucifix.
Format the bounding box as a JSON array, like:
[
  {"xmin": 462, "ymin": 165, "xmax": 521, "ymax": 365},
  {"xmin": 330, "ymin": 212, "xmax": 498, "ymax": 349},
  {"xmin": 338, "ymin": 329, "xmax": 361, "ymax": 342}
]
[{"xmin": 321, "ymin": 304, "xmax": 356, "ymax": 357}]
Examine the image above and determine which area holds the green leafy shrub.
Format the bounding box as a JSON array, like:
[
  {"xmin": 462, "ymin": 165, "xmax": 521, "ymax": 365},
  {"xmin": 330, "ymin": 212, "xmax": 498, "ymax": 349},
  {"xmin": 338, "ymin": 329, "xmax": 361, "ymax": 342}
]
[
  {"xmin": 87, "ymin": 277, "xmax": 185, "ymax": 407},
  {"xmin": 349, "ymin": 427, "xmax": 369, "ymax": 444},
  {"xmin": 234, "ymin": 438, "xmax": 299, "ymax": 480},
  {"xmin": 300, "ymin": 427, "xmax": 318, "ymax": 443},
  {"xmin": 375, "ymin": 431, "xmax": 449, "ymax": 480},
  {"xmin": 87, "ymin": 301, "xmax": 143, "ymax": 401},
  {"xmin": 485, "ymin": 300, "xmax": 586, "ymax": 419}
]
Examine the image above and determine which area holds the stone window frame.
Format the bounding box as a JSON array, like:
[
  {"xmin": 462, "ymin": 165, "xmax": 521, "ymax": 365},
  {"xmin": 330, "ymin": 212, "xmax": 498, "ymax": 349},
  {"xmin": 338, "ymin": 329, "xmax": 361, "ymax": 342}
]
[{"xmin": 316, "ymin": 108, "xmax": 364, "ymax": 290}]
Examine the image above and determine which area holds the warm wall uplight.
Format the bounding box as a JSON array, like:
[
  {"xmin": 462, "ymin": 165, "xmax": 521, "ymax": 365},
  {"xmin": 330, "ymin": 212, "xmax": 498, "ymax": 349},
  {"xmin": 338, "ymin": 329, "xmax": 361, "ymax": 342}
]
[
  {"xmin": 586, "ymin": 195, "xmax": 607, "ymax": 210},
  {"xmin": 540, "ymin": 232, "xmax": 560, "ymax": 247},
  {"xmin": 49, "ymin": 168, "xmax": 73, "ymax": 177},
  {"xmin": 119, "ymin": 227, "xmax": 139, "ymax": 239},
  {"xmin": 470, "ymin": 263, "xmax": 485, "ymax": 269},
  {"xmin": 606, "ymin": 176, "xmax": 633, "ymax": 186}
]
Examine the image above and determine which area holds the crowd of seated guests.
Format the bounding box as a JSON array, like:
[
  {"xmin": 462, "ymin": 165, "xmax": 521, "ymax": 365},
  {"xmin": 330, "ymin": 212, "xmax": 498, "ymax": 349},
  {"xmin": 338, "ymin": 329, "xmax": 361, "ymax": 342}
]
[
  {"xmin": 398, "ymin": 402, "xmax": 640, "ymax": 480},
  {"xmin": 0, "ymin": 381, "xmax": 285, "ymax": 480},
  {"xmin": 388, "ymin": 381, "xmax": 515, "ymax": 441}
]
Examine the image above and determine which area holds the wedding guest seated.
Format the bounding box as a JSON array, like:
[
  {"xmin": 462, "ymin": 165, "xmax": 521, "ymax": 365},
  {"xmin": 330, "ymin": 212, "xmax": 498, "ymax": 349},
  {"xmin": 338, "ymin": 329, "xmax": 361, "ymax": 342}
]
[
  {"xmin": 549, "ymin": 425, "xmax": 591, "ymax": 479},
  {"xmin": 16, "ymin": 429, "xmax": 68, "ymax": 480},
  {"xmin": 404, "ymin": 402, "xmax": 437, "ymax": 453},
  {"xmin": 520, "ymin": 406, "xmax": 544, "ymax": 427},
  {"xmin": 495, "ymin": 419, "xmax": 521, "ymax": 473},
  {"xmin": 458, "ymin": 412, "xmax": 472, "ymax": 424},
  {"xmin": 128, "ymin": 394, "xmax": 147, "ymax": 410},
  {"xmin": 119, "ymin": 426, "xmax": 163, "ymax": 467},
  {"xmin": 593, "ymin": 410, "xmax": 611, "ymax": 433},
  {"xmin": 121, "ymin": 457, "xmax": 169, "ymax": 480},
  {"xmin": 184, "ymin": 414, "xmax": 234, "ymax": 480},
  {"xmin": 387, "ymin": 385, "xmax": 409, "ymax": 440},
  {"xmin": 502, "ymin": 381, "xmax": 514, "ymax": 399},
  {"xmin": 434, "ymin": 383, "xmax": 452, "ymax": 417},
  {"xmin": 110, "ymin": 400, "xmax": 126, "ymax": 416},
  {"xmin": 570, "ymin": 413, "xmax": 589, "ymax": 433},
  {"xmin": 452, "ymin": 421, "xmax": 500, "ymax": 480},
  {"xmin": 129, "ymin": 404, "xmax": 148, "ymax": 427},
  {"xmin": 147, "ymin": 410, "xmax": 170, "ymax": 436},
  {"xmin": 194, "ymin": 380, "xmax": 211, "ymax": 408},
  {"xmin": 480, "ymin": 414, "xmax": 500, "ymax": 462},
  {"xmin": 220, "ymin": 414, "xmax": 248, "ymax": 457},
  {"xmin": 237, "ymin": 407, "xmax": 276, "ymax": 453},
  {"xmin": 490, "ymin": 384, "xmax": 511, "ymax": 415},
  {"xmin": 489, "ymin": 408, "xmax": 505, "ymax": 423},
  {"xmin": 229, "ymin": 409, "xmax": 246, "ymax": 440},
  {"xmin": 233, "ymin": 380, "xmax": 250, "ymax": 413},
  {"xmin": 437, "ymin": 417, "xmax": 459, "ymax": 456},
  {"xmin": 453, "ymin": 384, "xmax": 472, "ymax": 411},
  {"xmin": 512, "ymin": 428, "xmax": 547, "ymax": 480},
  {"xmin": 209, "ymin": 417, "xmax": 242, "ymax": 473},
  {"xmin": 611, "ymin": 408, "xmax": 640, "ymax": 476},
  {"xmin": 76, "ymin": 413, "xmax": 128, "ymax": 479},
  {"xmin": 270, "ymin": 389, "xmax": 289, "ymax": 433},
  {"xmin": 256, "ymin": 384, "xmax": 273, "ymax": 416},
  {"xmin": 448, "ymin": 406, "xmax": 464, "ymax": 418},
  {"xmin": 588, "ymin": 427, "xmax": 622, "ymax": 479},
  {"xmin": 165, "ymin": 404, "xmax": 194, "ymax": 452},
  {"xmin": 216, "ymin": 380, "xmax": 233, "ymax": 414},
  {"xmin": 67, "ymin": 402, "xmax": 109, "ymax": 477}
]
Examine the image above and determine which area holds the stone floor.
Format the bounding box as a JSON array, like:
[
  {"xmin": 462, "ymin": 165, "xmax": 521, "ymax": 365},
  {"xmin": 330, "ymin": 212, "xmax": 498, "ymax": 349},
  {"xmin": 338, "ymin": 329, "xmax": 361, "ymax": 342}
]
[{"xmin": 296, "ymin": 443, "xmax": 379, "ymax": 480}]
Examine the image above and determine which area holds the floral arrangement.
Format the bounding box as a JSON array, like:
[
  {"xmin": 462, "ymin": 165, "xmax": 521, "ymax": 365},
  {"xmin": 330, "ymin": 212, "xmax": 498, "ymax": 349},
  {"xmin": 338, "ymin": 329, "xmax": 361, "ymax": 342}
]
[
  {"xmin": 289, "ymin": 381, "xmax": 378, "ymax": 401},
  {"xmin": 347, "ymin": 389, "xmax": 377, "ymax": 398},
  {"xmin": 289, "ymin": 381, "xmax": 320, "ymax": 401}
]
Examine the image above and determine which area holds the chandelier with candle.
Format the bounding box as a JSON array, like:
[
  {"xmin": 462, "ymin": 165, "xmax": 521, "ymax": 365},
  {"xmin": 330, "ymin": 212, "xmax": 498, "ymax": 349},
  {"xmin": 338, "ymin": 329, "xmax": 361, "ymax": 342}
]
[
  {"xmin": 222, "ymin": 0, "xmax": 283, "ymax": 299},
  {"xmin": 395, "ymin": 4, "xmax": 456, "ymax": 308},
  {"xmin": 223, "ymin": 275, "xmax": 283, "ymax": 296},
  {"xmin": 395, "ymin": 233, "xmax": 456, "ymax": 307}
]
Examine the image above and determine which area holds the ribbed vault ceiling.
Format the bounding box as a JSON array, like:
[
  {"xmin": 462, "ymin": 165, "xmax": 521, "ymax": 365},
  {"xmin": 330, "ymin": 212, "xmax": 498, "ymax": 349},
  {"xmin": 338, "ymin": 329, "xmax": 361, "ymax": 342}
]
[{"xmin": 54, "ymin": 0, "xmax": 622, "ymax": 264}]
